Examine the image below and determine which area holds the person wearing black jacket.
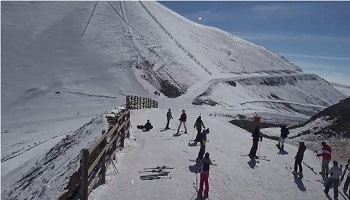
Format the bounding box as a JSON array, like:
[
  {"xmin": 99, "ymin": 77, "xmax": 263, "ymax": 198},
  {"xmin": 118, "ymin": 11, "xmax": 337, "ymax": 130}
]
[
  {"xmin": 137, "ymin": 120, "xmax": 153, "ymax": 131},
  {"xmin": 277, "ymin": 124, "xmax": 289, "ymax": 150},
  {"xmin": 248, "ymin": 125, "xmax": 262, "ymax": 159},
  {"xmin": 176, "ymin": 110, "xmax": 187, "ymax": 134},
  {"xmin": 293, "ymin": 142, "xmax": 306, "ymax": 177},
  {"xmin": 194, "ymin": 116, "xmax": 205, "ymax": 144}
]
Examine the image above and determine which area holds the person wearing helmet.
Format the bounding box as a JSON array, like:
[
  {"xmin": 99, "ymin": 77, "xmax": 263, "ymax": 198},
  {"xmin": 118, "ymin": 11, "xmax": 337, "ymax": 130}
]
[
  {"xmin": 324, "ymin": 160, "xmax": 343, "ymax": 199},
  {"xmin": 176, "ymin": 109, "xmax": 187, "ymax": 134},
  {"xmin": 198, "ymin": 152, "xmax": 213, "ymax": 199},
  {"xmin": 293, "ymin": 142, "xmax": 306, "ymax": 177}
]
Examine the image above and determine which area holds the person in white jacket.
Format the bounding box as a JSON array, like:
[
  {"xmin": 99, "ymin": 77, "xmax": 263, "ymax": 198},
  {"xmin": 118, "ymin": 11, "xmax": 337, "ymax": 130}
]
[
  {"xmin": 324, "ymin": 160, "xmax": 343, "ymax": 199},
  {"xmin": 341, "ymin": 159, "xmax": 350, "ymax": 194}
]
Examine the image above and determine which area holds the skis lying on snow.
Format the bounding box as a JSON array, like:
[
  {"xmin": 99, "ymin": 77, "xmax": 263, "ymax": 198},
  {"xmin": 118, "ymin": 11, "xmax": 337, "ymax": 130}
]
[
  {"xmin": 240, "ymin": 154, "xmax": 270, "ymax": 161},
  {"xmin": 144, "ymin": 166, "xmax": 174, "ymax": 170},
  {"xmin": 138, "ymin": 169, "xmax": 170, "ymax": 173},
  {"xmin": 140, "ymin": 175, "xmax": 172, "ymax": 180},
  {"xmin": 302, "ymin": 161, "xmax": 318, "ymax": 175}
]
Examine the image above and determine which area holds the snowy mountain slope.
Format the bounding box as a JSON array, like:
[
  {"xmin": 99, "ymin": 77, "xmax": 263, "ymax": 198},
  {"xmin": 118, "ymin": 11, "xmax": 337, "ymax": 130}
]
[
  {"xmin": 90, "ymin": 108, "xmax": 343, "ymax": 200},
  {"xmin": 1, "ymin": 1, "xmax": 348, "ymax": 199},
  {"xmin": 1, "ymin": 107, "xmax": 125, "ymax": 200},
  {"xmin": 192, "ymin": 73, "xmax": 346, "ymax": 116}
]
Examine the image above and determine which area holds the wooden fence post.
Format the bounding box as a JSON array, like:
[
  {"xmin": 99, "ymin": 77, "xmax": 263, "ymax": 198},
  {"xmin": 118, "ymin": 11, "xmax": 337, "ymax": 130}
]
[
  {"xmin": 126, "ymin": 96, "xmax": 130, "ymax": 110},
  {"xmin": 100, "ymin": 131, "xmax": 106, "ymax": 184},
  {"xmin": 120, "ymin": 113, "xmax": 125, "ymax": 148},
  {"xmin": 81, "ymin": 148, "xmax": 89, "ymax": 200}
]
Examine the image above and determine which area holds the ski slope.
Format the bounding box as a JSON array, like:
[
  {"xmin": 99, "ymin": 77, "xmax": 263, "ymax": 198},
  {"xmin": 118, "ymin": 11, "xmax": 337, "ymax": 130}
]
[
  {"xmin": 90, "ymin": 108, "xmax": 347, "ymax": 200},
  {"xmin": 1, "ymin": 1, "xmax": 348, "ymax": 199}
]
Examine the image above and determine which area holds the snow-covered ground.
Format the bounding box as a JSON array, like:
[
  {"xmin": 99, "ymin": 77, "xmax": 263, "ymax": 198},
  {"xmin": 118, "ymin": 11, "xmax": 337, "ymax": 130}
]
[
  {"xmin": 89, "ymin": 108, "xmax": 349, "ymax": 200},
  {"xmin": 1, "ymin": 1, "xmax": 348, "ymax": 199}
]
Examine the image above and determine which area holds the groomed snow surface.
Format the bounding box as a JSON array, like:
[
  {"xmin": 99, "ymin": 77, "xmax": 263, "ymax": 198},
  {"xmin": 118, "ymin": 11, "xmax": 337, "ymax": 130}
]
[{"xmin": 89, "ymin": 108, "xmax": 348, "ymax": 200}]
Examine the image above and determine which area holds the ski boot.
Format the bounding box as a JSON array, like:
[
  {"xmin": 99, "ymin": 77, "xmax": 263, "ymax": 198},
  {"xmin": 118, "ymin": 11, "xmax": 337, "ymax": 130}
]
[
  {"xmin": 292, "ymin": 171, "xmax": 297, "ymax": 176},
  {"xmin": 254, "ymin": 155, "xmax": 259, "ymax": 159},
  {"xmin": 197, "ymin": 192, "xmax": 203, "ymax": 200},
  {"xmin": 297, "ymin": 172, "xmax": 303, "ymax": 178},
  {"xmin": 203, "ymin": 192, "xmax": 209, "ymax": 199}
]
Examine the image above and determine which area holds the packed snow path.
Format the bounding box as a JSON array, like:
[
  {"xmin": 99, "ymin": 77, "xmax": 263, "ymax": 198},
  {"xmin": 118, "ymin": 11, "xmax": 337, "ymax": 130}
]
[{"xmin": 90, "ymin": 108, "xmax": 346, "ymax": 200}]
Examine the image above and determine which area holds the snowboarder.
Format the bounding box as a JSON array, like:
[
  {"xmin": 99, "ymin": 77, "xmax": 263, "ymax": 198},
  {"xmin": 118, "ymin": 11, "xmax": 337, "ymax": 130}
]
[
  {"xmin": 193, "ymin": 116, "xmax": 205, "ymax": 144},
  {"xmin": 293, "ymin": 142, "xmax": 306, "ymax": 177},
  {"xmin": 277, "ymin": 124, "xmax": 289, "ymax": 150},
  {"xmin": 316, "ymin": 142, "xmax": 332, "ymax": 176},
  {"xmin": 341, "ymin": 159, "xmax": 350, "ymax": 194},
  {"xmin": 176, "ymin": 109, "xmax": 187, "ymax": 134},
  {"xmin": 197, "ymin": 152, "xmax": 213, "ymax": 199},
  {"xmin": 165, "ymin": 109, "xmax": 173, "ymax": 130},
  {"xmin": 248, "ymin": 125, "xmax": 262, "ymax": 159},
  {"xmin": 137, "ymin": 120, "xmax": 153, "ymax": 131},
  {"xmin": 324, "ymin": 160, "xmax": 342, "ymax": 200}
]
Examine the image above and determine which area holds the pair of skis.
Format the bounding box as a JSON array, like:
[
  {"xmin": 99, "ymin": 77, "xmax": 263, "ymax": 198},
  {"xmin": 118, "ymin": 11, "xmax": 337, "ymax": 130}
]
[
  {"xmin": 140, "ymin": 166, "xmax": 173, "ymax": 180},
  {"xmin": 241, "ymin": 154, "xmax": 270, "ymax": 161}
]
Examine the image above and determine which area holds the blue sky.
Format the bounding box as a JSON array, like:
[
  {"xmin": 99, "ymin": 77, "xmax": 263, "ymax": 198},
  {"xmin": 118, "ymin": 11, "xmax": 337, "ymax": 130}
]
[{"xmin": 159, "ymin": 1, "xmax": 350, "ymax": 86}]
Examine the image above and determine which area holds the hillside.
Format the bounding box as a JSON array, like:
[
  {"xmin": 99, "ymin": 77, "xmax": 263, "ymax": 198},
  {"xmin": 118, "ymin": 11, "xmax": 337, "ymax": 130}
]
[{"xmin": 1, "ymin": 1, "xmax": 348, "ymax": 199}]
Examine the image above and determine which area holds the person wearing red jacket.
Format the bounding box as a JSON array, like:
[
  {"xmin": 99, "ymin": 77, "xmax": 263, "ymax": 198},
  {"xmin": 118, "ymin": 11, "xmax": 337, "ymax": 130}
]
[{"xmin": 317, "ymin": 142, "xmax": 332, "ymax": 176}]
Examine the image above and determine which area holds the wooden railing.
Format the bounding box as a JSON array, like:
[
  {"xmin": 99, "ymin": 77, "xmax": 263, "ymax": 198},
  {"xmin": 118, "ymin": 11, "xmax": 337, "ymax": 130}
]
[
  {"xmin": 80, "ymin": 108, "xmax": 130, "ymax": 200},
  {"xmin": 79, "ymin": 96, "xmax": 158, "ymax": 200},
  {"xmin": 126, "ymin": 95, "xmax": 158, "ymax": 109}
]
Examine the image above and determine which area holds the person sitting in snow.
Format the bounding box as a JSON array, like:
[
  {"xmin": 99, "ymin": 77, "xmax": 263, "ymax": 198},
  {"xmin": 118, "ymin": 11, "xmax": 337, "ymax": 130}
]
[
  {"xmin": 248, "ymin": 125, "xmax": 262, "ymax": 159},
  {"xmin": 194, "ymin": 116, "xmax": 205, "ymax": 144},
  {"xmin": 137, "ymin": 120, "xmax": 153, "ymax": 131},
  {"xmin": 293, "ymin": 142, "xmax": 306, "ymax": 177}
]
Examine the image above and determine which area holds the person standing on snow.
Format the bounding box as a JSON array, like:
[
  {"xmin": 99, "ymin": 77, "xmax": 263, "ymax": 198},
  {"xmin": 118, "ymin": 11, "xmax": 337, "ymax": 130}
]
[
  {"xmin": 248, "ymin": 125, "xmax": 263, "ymax": 159},
  {"xmin": 324, "ymin": 161, "xmax": 342, "ymax": 200},
  {"xmin": 277, "ymin": 124, "xmax": 289, "ymax": 151},
  {"xmin": 196, "ymin": 129, "xmax": 209, "ymax": 161},
  {"xmin": 176, "ymin": 109, "xmax": 187, "ymax": 134},
  {"xmin": 198, "ymin": 152, "xmax": 214, "ymax": 199},
  {"xmin": 341, "ymin": 159, "xmax": 350, "ymax": 194},
  {"xmin": 293, "ymin": 142, "xmax": 306, "ymax": 177},
  {"xmin": 165, "ymin": 109, "xmax": 173, "ymax": 130},
  {"xmin": 194, "ymin": 116, "xmax": 205, "ymax": 144},
  {"xmin": 317, "ymin": 142, "xmax": 332, "ymax": 176}
]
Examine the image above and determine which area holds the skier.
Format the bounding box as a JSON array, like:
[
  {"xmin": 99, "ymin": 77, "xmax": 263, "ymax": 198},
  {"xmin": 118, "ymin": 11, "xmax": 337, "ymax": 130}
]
[
  {"xmin": 196, "ymin": 128, "xmax": 209, "ymax": 159},
  {"xmin": 341, "ymin": 159, "xmax": 350, "ymax": 194},
  {"xmin": 197, "ymin": 152, "xmax": 213, "ymax": 199},
  {"xmin": 248, "ymin": 125, "xmax": 263, "ymax": 159},
  {"xmin": 277, "ymin": 124, "xmax": 289, "ymax": 150},
  {"xmin": 316, "ymin": 142, "xmax": 332, "ymax": 176},
  {"xmin": 193, "ymin": 116, "xmax": 205, "ymax": 144},
  {"xmin": 293, "ymin": 142, "xmax": 306, "ymax": 177},
  {"xmin": 324, "ymin": 160, "xmax": 342, "ymax": 200},
  {"xmin": 176, "ymin": 109, "xmax": 187, "ymax": 134},
  {"xmin": 165, "ymin": 109, "xmax": 173, "ymax": 130},
  {"xmin": 137, "ymin": 120, "xmax": 153, "ymax": 131}
]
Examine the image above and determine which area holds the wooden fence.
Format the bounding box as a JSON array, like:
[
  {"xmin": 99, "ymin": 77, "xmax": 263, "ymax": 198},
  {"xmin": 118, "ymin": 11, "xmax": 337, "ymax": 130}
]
[
  {"xmin": 79, "ymin": 96, "xmax": 158, "ymax": 200},
  {"xmin": 126, "ymin": 95, "xmax": 158, "ymax": 109}
]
